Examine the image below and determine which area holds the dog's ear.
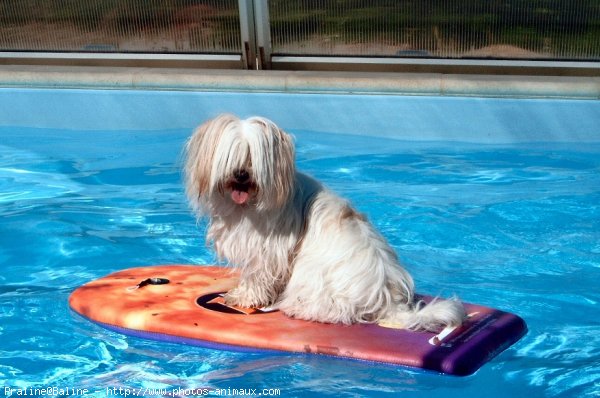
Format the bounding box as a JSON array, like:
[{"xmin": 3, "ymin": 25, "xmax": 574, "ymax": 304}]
[
  {"xmin": 185, "ymin": 114, "xmax": 238, "ymax": 212},
  {"xmin": 271, "ymin": 126, "xmax": 296, "ymax": 209}
]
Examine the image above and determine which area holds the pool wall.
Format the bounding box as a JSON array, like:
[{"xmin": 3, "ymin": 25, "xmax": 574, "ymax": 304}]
[{"xmin": 0, "ymin": 65, "xmax": 599, "ymax": 144}]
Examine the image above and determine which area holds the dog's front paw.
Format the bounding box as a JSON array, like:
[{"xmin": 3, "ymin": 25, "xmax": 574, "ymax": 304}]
[
  {"xmin": 223, "ymin": 286, "xmax": 270, "ymax": 309},
  {"xmin": 222, "ymin": 288, "xmax": 247, "ymax": 307}
]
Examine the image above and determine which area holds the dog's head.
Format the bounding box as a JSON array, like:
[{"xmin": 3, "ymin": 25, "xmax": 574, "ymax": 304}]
[{"xmin": 184, "ymin": 114, "xmax": 295, "ymax": 214}]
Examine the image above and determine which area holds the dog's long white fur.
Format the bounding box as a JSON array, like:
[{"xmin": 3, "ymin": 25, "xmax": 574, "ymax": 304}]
[{"xmin": 184, "ymin": 114, "xmax": 465, "ymax": 331}]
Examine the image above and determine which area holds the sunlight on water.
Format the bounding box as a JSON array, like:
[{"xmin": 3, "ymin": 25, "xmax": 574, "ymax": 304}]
[{"xmin": 1, "ymin": 127, "xmax": 599, "ymax": 397}]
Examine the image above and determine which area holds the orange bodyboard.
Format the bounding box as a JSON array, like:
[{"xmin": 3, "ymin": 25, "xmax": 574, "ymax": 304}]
[{"xmin": 69, "ymin": 265, "xmax": 526, "ymax": 375}]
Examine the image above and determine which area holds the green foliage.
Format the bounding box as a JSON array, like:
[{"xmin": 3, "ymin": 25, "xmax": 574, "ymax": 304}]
[{"xmin": 268, "ymin": 0, "xmax": 600, "ymax": 58}]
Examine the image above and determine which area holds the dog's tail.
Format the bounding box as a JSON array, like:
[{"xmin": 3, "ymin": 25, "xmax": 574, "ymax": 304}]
[{"xmin": 380, "ymin": 297, "xmax": 466, "ymax": 332}]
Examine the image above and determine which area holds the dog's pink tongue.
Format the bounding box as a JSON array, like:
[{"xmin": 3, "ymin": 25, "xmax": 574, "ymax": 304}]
[{"xmin": 231, "ymin": 190, "xmax": 249, "ymax": 205}]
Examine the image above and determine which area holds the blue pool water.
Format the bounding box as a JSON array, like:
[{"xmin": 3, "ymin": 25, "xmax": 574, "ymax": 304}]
[{"xmin": 1, "ymin": 89, "xmax": 599, "ymax": 397}]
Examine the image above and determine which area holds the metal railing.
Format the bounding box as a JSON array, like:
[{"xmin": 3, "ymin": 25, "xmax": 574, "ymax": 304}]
[
  {"xmin": 0, "ymin": 0, "xmax": 240, "ymax": 53},
  {"xmin": 0, "ymin": 0, "xmax": 242, "ymax": 68},
  {"xmin": 1, "ymin": 0, "xmax": 599, "ymax": 74},
  {"xmin": 268, "ymin": 0, "xmax": 600, "ymax": 60}
]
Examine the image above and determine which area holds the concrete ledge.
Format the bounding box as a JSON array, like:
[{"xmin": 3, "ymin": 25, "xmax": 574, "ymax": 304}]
[{"xmin": 0, "ymin": 65, "xmax": 599, "ymax": 99}]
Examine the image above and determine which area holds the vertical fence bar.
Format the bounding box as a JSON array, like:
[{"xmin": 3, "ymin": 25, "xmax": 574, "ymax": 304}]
[
  {"xmin": 238, "ymin": 0, "xmax": 256, "ymax": 69},
  {"xmin": 254, "ymin": 0, "xmax": 271, "ymax": 69}
]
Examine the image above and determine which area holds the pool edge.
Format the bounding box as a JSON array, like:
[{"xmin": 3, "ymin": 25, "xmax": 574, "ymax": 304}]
[{"xmin": 1, "ymin": 65, "xmax": 599, "ymax": 99}]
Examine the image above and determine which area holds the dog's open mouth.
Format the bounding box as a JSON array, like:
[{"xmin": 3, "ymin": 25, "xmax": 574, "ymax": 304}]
[
  {"xmin": 231, "ymin": 183, "xmax": 249, "ymax": 204},
  {"xmin": 227, "ymin": 169, "xmax": 255, "ymax": 205},
  {"xmin": 229, "ymin": 181, "xmax": 256, "ymax": 205}
]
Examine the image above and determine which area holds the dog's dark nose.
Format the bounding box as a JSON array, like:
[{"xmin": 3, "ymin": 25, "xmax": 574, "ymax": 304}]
[{"xmin": 233, "ymin": 169, "xmax": 250, "ymax": 183}]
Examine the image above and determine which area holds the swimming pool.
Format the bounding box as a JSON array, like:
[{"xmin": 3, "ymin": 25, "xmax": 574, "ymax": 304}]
[{"xmin": 1, "ymin": 88, "xmax": 599, "ymax": 397}]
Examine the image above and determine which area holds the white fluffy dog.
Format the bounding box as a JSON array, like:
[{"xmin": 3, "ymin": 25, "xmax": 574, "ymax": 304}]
[{"xmin": 184, "ymin": 114, "xmax": 465, "ymax": 331}]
